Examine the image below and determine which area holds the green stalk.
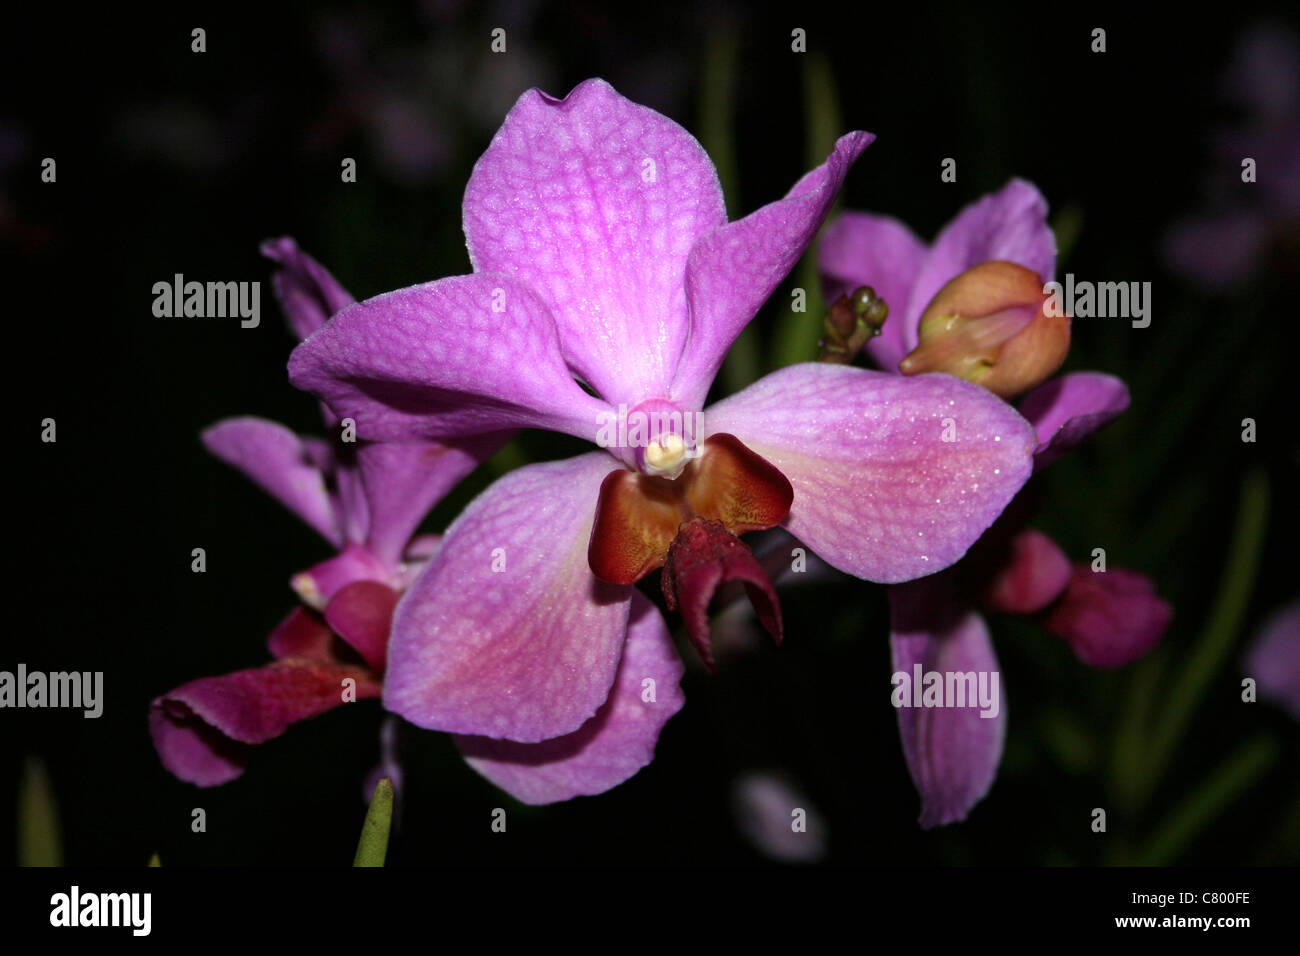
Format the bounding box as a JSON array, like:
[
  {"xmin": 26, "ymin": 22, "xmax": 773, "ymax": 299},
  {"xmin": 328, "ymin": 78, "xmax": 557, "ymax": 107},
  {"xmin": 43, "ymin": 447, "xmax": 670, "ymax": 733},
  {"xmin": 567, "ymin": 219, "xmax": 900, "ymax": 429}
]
[{"xmin": 353, "ymin": 778, "xmax": 394, "ymax": 867}]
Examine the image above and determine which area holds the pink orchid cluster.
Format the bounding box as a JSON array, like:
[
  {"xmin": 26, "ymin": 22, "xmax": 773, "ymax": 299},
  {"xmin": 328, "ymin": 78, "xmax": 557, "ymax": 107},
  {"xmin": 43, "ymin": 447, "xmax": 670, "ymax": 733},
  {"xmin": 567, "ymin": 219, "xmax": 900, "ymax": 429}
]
[{"xmin": 151, "ymin": 78, "xmax": 1168, "ymax": 821}]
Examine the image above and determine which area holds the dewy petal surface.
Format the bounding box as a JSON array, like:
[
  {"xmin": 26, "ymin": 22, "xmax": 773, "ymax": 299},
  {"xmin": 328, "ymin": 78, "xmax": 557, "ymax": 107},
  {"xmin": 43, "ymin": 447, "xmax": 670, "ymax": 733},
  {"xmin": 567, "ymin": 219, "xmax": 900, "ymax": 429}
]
[
  {"xmin": 703, "ymin": 364, "xmax": 1036, "ymax": 582},
  {"xmin": 903, "ymin": 179, "xmax": 1057, "ymax": 354},
  {"xmin": 356, "ymin": 432, "xmax": 509, "ymax": 567},
  {"xmin": 384, "ymin": 453, "xmax": 632, "ymax": 742},
  {"xmin": 817, "ymin": 211, "xmax": 929, "ymax": 372},
  {"xmin": 1018, "ymin": 372, "xmax": 1130, "ymax": 469},
  {"xmin": 202, "ymin": 417, "xmax": 342, "ymax": 546},
  {"xmin": 890, "ymin": 577, "xmax": 1006, "ymax": 828},
  {"xmin": 672, "ymin": 131, "xmax": 874, "ymax": 408},
  {"xmin": 454, "ymin": 591, "xmax": 685, "ymax": 804},
  {"xmin": 149, "ymin": 661, "xmax": 381, "ymax": 787},
  {"xmin": 288, "ymin": 274, "xmax": 612, "ymax": 443},
  {"xmin": 463, "ymin": 78, "xmax": 729, "ymax": 405}
]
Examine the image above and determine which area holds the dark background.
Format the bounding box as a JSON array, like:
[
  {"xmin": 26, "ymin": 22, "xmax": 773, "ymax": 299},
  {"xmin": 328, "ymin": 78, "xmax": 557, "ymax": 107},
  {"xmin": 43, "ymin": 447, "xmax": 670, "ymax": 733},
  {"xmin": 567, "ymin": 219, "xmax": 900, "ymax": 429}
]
[{"xmin": 4, "ymin": 1, "xmax": 1297, "ymax": 866}]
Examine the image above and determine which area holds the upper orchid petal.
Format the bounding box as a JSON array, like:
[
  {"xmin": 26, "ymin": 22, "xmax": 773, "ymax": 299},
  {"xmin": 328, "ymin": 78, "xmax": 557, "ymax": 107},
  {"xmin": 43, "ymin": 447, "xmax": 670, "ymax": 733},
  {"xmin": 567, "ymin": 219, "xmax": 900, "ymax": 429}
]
[
  {"xmin": 288, "ymin": 273, "xmax": 613, "ymax": 443},
  {"xmin": 671, "ymin": 131, "xmax": 874, "ymax": 409},
  {"xmin": 454, "ymin": 590, "xmax": 684, "ymax": 804},
  {"xmin": 1243, "ymin": 600, "xmax": 1300, "ymax": 722},
  {"xmin": 383, "ymin": 453, "xmax": 632, "ymax": 743},
  {"xmin": 463, "ymin": 78, "xmax": 729, "ymax": 405},
  {"xmin": 260, "ymin": 236, "xmax": 355, "ymax": 341},
  {"xmin": 902, "ymin": 179, "xmax": 1057, "ymax": 353},
  {"xmin": 817, "ymin": 210, "xmax": 928, "ymax": 372},
  {"xmin": 202, "ymin": 417, "xmax": 342, "ymax": 546},
  {"xmin": 149, "ymin": 661, "xmax": 381, "ymax": 787},
  {"xmin": 1018, "ymin": 372, "xmax": 1130, "ymax": 469},
  {"xmin": 702, "ymin": 363, "xmax": 1036, "ymax": 582},
  {"xmin": 356, "ymin": 432, "xmax": 510, "ymax": 567},
  {"xmin": 890, "ymin": 576, "xmax": 1006, "ymax": 828}
]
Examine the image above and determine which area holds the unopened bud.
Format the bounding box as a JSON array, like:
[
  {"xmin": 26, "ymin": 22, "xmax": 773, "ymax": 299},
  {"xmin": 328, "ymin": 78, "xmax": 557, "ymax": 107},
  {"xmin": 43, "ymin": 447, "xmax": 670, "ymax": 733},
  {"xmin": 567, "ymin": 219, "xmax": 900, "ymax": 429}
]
[{"xmin": 898, "ymin": 261, "xmax": 1069, "ymax": 398}]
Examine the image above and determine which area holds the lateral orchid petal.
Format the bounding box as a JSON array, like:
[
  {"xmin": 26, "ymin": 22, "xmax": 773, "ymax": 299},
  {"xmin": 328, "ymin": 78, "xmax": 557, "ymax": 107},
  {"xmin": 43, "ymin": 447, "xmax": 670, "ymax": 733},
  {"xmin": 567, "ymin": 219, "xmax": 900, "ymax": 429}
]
[
  {"xmin": 383, "ymin": 453, "xmax": 632, "ymax": 742},
  {"xmin": 703, "ymin": 363, "xmax": 1036, "ymax": 582},
  {"xmin": 454, "ymin": 591, "xmax": 684, "ymax": 804},
  {"xmin": 149, "ymin": 661, "xmax": 381, "ymax": 787},
  {"xmin": 288, "ymin": 274, "xmax": 613, "ymax": 443},
  {"xmin": 201, "ymin": 417, "xmax": 342, "ymax": 546},
  {"xmin": 672, "ymin": 132, "xmax": 875, "ymax": 408},
  {"xmin": 1018, "ymin": 372, "xmax": 1130, "ymax": 469}
]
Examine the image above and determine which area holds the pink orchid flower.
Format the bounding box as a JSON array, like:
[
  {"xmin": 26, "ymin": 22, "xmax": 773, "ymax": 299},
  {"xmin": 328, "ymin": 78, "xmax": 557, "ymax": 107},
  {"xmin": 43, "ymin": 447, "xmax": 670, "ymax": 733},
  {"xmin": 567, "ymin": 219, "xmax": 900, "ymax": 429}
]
[
  {"xmin": 288, "ymin": 79, "xmax": 1038, "ymax": 804},
  {"xmin": 820, "ymin": 179, "xmax": 1171, "ymax": 825},
  {"xmin": 150, "ymin": 239, "xmax": 503, "ymax": 786}
]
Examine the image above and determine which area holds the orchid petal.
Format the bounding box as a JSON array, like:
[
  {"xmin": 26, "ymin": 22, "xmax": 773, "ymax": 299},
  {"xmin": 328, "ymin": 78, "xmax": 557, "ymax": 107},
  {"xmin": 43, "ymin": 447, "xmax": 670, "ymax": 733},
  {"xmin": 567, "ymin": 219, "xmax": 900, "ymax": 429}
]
[
  {"xmin": 1243, "ymin": 600, "xmax": 1300, "ymax": 722},
  {"xmin": 703, "ymin": 363, "xmax": 1036, "ymax": 582},
  {"xmin": 1018, "ymin": 372, "xmax": 1130, "ymax": 469},
  {"xmin": 817, "ymin": 211, "xmax": 928, "ymax": 371},
  {"xmin": 149, "ymin": 661, "xmax": 380, "ymax": 787},
  {"xmin": 903, "ymin": 179, "xmax": 1057, "ymax": 349},
  {"xmin": 202, "ymin": 417, "xmax": 342, "ymax": 546},
  {"xmin": 890, "ymin": 577, "xmax": 1005, "ymax": 828},
  {"xmin": 357, "ymin": 432, "xmax": 510, "ymax": 567},
  {"xmin": 383, "ymin": 453, "xmax": 632, "ymax": 742},
  {"xmin": 463, "ymin": 78, "xmax": 729, "ymax": 404},
  {"xmin": 288, "ymin": 274, "xmax": 613, "ymax": 443},
  {"xmin": 980, "ymin": 528, "xmax": 1072, "ymax": 615},
  {"xmin": 1045, "ymin": 565, "xmax": 1171, "ymax": 669},
  {"xmin": 671, "ymin": 132, "xmax": 874, "ymax": 408},
  {"xmin": 454, "ymin": 591, "xmax": 684, "ymax": 804},
  {"xmin": 260, "ymin": 236, "xmax": 355, "ymax": 341}
]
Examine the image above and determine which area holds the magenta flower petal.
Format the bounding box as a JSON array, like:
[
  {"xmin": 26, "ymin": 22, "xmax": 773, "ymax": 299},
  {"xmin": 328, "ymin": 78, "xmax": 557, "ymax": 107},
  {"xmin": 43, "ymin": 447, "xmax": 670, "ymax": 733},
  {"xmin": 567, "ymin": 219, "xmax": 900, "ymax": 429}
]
[
  {"xmin": 816, "ymin": 210, "xmax": 928, "ymax": 371},
  {"xmin": 260, "ymin": 236, "xmax": 355, "ymax": 341},
  {"xmin": 903, "ymin": 178, "xmax": 1057, "ymax": 342},
  {"xmin": 463, "ymin": 78, "xmax": 729, "ymax": 406},
  {"xmin": 703, "ymin": 363, "xmax": 1036, "ymax": 582},
  {"xmin": 356, "ymin": 432, "xmax": 509, "ymax": 567},
  {"xmin": 1044, "ymin": 565, "xmax": 1171, "ymax": 669},
  {"xmin": 287, "ymin": 274, "xmax": 613, "ymax": 443},
  {"xmin": 201, "ymin": 416, "xmax": 342, "ymax": 546},
  {"xmin": 671, "ymin": 131, "xmax": 874, "ymax": 408},
  {"xmin": 890, "ymin": 577, "xmax": 1006, "ymax": 828},
  {"xmin": 291, "ymin": 542, "xmax": 390, "ymax": 609},
  {"xmin": 383, "ymin": 453, "xmax": 632, "ymax": 742},
  {"xmin": 149, "ymin": 661, "xmax": 381, "ymax": 787},
  {"xmin": 323, "ymin": 580, "xmax": 400, "ymax": 673},
  {"xmin": 1019, "ymin": 372, "xmax": 1130, "ymax": 469},
  {"xmin": 453, "ymin": 591, "xmax": 684, "ymax": 804},
  {"xmin": 981, "ymin": 528, "xmax": 1072, "ymax": 615},
  {"xmin": 1243, "ymin": 600, "xmax": 1300, "ymax": 721},
  {"xmin": 266, "ymin": 605, "xmax": 336, "ymax": 662}
]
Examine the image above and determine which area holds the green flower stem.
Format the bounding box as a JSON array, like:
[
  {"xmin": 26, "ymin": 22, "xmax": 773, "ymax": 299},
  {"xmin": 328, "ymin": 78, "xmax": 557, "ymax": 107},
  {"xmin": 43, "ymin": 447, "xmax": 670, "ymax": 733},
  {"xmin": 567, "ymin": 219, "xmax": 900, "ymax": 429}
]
[
  {"xmin": 353, "ymin": 778, "xmax": 394, "ymax": 867},
  {"xmin": 1130, "ymin": 469, "xmax": 1270, "ymax": 811},
  {"xmin": 1134, "ymin": 735, "xmax": 1278, "ymax": 865},
  {"xmin": 18, "ymin": 756, "xmax": 62, "ymax": 867}
]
